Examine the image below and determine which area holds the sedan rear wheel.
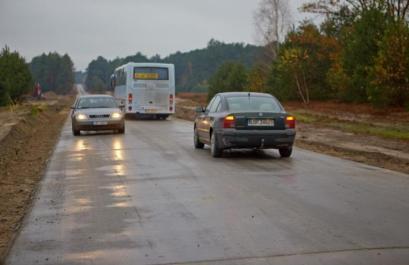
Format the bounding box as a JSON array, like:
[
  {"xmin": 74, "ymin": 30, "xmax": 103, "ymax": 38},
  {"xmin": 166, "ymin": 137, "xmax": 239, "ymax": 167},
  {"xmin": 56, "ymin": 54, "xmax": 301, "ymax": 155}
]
[
  {"xmin": 194, "ymin": 127, "xmax": 204, "ymax": 149},
  {"xmin": 279, "ymin": 147, "xmax": 293, "ymax": 158},
  {"xmin": 210, "ymin": 131, "xmax": 222, "ymax": 158}
]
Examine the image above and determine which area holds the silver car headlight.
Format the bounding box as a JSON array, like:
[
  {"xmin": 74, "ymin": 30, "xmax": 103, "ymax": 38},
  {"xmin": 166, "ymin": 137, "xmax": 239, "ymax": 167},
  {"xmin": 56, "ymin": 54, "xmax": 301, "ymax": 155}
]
[
  {"xmin": 76, "ymin": 113, "xmax": 87, "ymax": 121},
  {"xmin": 111, "ymin": 112, "xmax": 122, "ymax": 119}
]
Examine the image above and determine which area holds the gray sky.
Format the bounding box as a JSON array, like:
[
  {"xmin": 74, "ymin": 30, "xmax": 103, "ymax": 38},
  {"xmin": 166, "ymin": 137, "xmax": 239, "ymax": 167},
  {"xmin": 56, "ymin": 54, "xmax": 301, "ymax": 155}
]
[{"xmin": 0, "ymin": 0, "xmax": 314, "ymax": 71}]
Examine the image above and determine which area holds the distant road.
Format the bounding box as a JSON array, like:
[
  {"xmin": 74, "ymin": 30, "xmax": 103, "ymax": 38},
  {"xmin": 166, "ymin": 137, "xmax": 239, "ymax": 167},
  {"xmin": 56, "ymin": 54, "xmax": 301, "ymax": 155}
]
[
  {"xmin": 76, "ymin": 84, "xmax": 87, "ymax": 95},
  {"xmin": 6, "ymin": 117, "xmax": 409, "ymax": 265}
]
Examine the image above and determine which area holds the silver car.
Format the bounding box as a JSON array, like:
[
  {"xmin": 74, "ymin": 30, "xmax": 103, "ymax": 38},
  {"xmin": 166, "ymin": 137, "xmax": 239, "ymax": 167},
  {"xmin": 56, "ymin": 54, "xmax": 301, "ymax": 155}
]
[{"xmin": 71, "ymin": 95, "xmax": 125, "ymax": 136}]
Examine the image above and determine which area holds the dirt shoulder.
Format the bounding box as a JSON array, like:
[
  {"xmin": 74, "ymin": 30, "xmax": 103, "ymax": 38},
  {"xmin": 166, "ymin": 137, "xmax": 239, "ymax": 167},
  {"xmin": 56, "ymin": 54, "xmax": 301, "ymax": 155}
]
[
  {"xmin": 285, "ymin": 101, "xmax": 409, "ymax": 174},
  {"xmin": 176, "ymin": 97, "xmax": 409, "ymax": 174},
  {"xmin": 0, "ymin": 97, "xmax": 72, "ymax": 263}
]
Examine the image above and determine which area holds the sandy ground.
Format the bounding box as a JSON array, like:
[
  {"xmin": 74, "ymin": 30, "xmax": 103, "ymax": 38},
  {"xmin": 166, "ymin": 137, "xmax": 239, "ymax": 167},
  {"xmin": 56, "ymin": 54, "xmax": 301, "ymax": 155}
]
[
  {"xmin": 175, "ymin": 97, "xmax": 409, "ymax": 174},
  {"xmin": 0, "ymin": 98, "xmax": 72, "ymax": 262}
]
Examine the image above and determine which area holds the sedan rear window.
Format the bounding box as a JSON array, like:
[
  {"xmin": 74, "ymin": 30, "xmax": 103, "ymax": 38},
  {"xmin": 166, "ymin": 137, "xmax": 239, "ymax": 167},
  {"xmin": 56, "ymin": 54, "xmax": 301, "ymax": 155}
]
[{"xmin": 226, "ymin": 96, "xmax": 282, "ymax": 112}]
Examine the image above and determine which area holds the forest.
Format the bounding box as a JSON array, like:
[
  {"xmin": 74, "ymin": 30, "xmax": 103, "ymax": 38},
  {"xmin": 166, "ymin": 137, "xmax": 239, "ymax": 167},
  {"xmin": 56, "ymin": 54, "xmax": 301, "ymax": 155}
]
[
  {"xmin": 85, "ymin": 39, "xmax": 263, "ymax": 93},
  {"xmin": 30, "ymin": 53, "xmax": 75, "ymax": 95},
  {"xmin": 0, "ymin": 48, "xmax": 74, "ymax": 106},
  {"xmin": 210, "ymin": 0, "xmax": 409, "ymax": 107}
]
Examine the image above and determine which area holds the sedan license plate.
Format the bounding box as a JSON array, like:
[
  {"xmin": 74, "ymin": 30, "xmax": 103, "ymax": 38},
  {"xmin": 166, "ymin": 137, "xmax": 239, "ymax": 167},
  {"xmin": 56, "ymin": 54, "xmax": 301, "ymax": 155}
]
[
  {"xmin": 93, "ymin": 121, "xmax": 108, "ymax": 126},
  {"xmin": 248, "ymin": 119, "xmax": 274, "ymax": 127}
]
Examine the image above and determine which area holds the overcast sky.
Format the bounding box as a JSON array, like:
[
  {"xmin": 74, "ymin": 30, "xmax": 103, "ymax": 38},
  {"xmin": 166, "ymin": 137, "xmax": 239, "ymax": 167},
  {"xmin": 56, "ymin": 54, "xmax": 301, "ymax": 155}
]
[{"xmin": 0, "ymin": 0, "xmax": 315, "ymax": 71}]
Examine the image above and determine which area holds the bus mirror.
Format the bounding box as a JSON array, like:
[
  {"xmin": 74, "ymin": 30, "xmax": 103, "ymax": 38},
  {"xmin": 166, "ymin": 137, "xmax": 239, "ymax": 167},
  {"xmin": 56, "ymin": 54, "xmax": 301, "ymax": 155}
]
[{"xmin": 110, "ymin": 74, "xmax": 116, "ymax": 90}]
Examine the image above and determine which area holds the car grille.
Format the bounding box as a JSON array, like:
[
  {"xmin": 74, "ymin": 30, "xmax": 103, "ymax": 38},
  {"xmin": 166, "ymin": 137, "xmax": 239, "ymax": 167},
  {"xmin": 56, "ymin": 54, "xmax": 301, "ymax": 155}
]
[{"xmin": 89, "ymin": 114, "xmax": 110, "ymax": 119}]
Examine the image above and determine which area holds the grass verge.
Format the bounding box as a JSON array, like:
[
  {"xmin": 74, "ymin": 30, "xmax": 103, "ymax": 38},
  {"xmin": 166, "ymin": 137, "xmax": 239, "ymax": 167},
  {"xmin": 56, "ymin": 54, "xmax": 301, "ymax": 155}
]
[{"xmin": 292, "ymin": 111, "xmax": 409, "ymax": 141}]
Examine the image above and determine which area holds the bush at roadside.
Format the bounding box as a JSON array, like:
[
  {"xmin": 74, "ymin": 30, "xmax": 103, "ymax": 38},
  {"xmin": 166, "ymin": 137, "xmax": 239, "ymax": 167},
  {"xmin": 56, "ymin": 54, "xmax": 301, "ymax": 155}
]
[{"xmin": 0, "ymin": 46, "xmax": 32, "ymax": 106}]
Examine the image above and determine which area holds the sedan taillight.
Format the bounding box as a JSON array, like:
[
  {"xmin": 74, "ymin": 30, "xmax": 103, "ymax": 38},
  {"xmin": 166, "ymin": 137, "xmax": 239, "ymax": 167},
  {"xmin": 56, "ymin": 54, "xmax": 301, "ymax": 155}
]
[
  {"xmin": 285, "ymin": 116, "xmax": 296, "ymax": 129},
  {"xmin": 223, "ymin": 115, "xmax": 235, "ymax": 128}
]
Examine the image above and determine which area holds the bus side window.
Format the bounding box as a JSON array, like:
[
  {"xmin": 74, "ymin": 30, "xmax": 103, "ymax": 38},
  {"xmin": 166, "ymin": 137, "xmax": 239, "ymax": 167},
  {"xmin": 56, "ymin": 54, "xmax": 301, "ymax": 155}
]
[{"xmin": 115, "ymin": 69, "xmax": 126, "ymax": 86}]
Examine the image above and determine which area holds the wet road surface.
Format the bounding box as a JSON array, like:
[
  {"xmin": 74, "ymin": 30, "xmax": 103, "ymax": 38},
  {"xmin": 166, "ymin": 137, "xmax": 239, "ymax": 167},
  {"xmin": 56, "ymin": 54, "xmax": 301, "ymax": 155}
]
[{"xmin": 6, "ymin": 118, "xmax": 409, "ymax": 265}]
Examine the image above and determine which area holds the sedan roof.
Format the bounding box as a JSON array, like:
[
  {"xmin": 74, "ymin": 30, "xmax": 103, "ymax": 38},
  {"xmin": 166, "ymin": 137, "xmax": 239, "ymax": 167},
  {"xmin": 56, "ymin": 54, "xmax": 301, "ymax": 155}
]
[{"xmin": 218, "ymin": 92, "xmax": 273, "ymax": 97}]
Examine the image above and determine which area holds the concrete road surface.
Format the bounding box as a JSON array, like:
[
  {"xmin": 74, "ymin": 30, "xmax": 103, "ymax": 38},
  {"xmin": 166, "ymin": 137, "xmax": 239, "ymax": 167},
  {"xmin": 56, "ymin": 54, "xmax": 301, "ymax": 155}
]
[
  {"xmin": 6, "ymin": 118, "xmax": 409, "ymax": 265},
  {"xmin": 76, "ymin": 84, "xmax": 87, "ymax": 95}
]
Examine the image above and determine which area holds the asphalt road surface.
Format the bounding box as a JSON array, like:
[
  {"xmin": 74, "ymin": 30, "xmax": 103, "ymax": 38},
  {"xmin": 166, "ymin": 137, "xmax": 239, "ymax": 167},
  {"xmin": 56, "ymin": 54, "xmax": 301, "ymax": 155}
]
[{"xmin": 6, "ymin": 117, "xmax": 409, "ymax": 265}]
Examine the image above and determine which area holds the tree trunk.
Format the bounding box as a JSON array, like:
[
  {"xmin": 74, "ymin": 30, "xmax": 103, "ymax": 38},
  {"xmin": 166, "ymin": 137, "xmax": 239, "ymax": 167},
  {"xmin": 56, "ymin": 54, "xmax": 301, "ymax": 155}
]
[
  {"xmin": 302, "ymin": 69, "xmax": 310, "ymax": 104},
  {"xmin": 294, "ymin": 73, "xmax": 307, "ymax": 104}
]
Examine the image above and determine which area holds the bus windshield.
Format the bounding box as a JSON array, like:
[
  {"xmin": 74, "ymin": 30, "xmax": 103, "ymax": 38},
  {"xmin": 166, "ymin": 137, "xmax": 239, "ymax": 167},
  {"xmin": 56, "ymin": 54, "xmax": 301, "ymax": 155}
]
[{"xmin": 134, "ymin": 67, "xmax": 169, "ymax": 80}]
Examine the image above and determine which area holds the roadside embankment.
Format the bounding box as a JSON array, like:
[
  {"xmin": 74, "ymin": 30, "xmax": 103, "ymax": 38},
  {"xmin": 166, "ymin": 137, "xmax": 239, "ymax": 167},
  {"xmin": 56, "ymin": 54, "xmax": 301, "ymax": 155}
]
[
  {"xmin": 176, "ymin": 97, "xmax": 409, "ymax": 174},
  {"xmin": 174, "ymin": 98, "xmax": 197, "ymax": 121},
  {"xmin": 0, "ymin": 97, "xmax": 72, "ymax": 262}
]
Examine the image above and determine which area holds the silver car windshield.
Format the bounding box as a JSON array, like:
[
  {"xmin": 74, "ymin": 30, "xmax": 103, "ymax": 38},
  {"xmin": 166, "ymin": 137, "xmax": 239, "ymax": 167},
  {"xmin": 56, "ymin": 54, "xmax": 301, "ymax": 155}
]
[
  {"xmin": 77, "ymin": 97, "xmax": 117, "ymax": 109},
  {"xmin": 226, "ymin": 96, "xmax": 282, "ymax": 112}
]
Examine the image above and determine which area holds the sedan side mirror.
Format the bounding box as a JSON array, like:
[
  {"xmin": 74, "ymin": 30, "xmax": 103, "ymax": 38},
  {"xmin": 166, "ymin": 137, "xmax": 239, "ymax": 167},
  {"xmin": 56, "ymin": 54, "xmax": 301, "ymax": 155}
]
[
  {"xmin": 70, "ymin": 105, "xmax": 75, "ymax": 110},
  {"xmin": 195, "ymin": 106, "xmax": 205, "ymax": 113}
]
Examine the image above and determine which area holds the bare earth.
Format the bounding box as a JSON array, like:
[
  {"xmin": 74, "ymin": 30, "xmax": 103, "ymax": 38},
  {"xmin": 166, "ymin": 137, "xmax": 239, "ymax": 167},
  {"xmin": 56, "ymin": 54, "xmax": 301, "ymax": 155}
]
[{"xmin": 0, "ymin": 98, "xmax": 71, "ymax": 262}]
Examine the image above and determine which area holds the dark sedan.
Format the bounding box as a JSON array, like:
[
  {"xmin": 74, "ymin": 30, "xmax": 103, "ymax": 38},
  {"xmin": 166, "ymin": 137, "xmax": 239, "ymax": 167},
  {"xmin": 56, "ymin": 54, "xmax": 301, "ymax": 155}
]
[{"xmin": 194, "ymin": 92, "xmax": 296, "ymax": 157}]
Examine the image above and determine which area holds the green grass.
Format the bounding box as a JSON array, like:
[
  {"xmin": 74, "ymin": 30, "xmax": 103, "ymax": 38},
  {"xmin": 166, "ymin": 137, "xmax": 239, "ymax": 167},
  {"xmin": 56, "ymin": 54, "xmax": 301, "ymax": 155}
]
[
  {"xmin": 336, "ymin": 123, "xmax": 409, "ymax": 141},
  {"xmin": 291, "ymin": 112, "xmax": 319, "ymax": 123},
  {"xmin": 290, "ymin": 110, "xmax": 409, "ymax": 141},
  {"xmin": 29, "ymin": 104, "xmax": 45, "ymax": 117}
]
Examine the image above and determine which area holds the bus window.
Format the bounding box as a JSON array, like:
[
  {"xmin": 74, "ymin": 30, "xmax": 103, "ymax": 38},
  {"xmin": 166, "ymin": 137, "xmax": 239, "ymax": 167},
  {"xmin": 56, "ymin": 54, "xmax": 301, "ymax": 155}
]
[
  {"xmin": 134, "ymin": 67, "xmax": 169, "ymax": 80},
  {"xmin": 115, "ymin": 69, "xmax": 126, "ymax": 86}
]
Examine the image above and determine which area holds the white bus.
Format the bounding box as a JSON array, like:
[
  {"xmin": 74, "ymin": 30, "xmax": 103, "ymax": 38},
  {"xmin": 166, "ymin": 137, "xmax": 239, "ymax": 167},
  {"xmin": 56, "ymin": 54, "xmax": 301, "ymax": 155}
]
[{"xmin": 111, "ymin": 63, "xmax": 175, "ymax": 119}]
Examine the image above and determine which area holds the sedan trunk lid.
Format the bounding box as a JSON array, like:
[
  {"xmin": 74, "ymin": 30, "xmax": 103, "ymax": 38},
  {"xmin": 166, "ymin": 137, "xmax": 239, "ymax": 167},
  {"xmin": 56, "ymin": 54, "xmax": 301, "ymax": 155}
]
[{"xmin": 231, "ymin": 112, "xmax": 287, "ymax": 130}]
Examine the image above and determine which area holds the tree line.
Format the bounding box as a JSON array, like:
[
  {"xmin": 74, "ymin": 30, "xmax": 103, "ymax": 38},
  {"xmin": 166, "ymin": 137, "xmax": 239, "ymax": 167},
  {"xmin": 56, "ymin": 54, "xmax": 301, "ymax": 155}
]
[
  {"xmin": 210, "ymin": 0, "xmax": 409, "ymax": 108},
  {"xmin": 30, "ymin": 53, "xmax": 75, "ymax": 95},
  {"xmin": 85, "ymin": 39, "xmax": 263, "ymax": 93},
  {"xmin": 0, "ymin": 46, "xmax": 75, "ymax": 106}
]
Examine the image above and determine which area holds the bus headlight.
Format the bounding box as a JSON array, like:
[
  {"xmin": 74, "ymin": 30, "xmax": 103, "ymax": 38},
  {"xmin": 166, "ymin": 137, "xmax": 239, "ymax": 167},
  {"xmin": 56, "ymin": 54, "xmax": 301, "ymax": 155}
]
[
  {"xmin": 111, "ymin": 112, "xmax": 122, "ymax": 119},
  {"xmin": 76, "ymin": 114, "xmax": 87, "ymax": 121}
]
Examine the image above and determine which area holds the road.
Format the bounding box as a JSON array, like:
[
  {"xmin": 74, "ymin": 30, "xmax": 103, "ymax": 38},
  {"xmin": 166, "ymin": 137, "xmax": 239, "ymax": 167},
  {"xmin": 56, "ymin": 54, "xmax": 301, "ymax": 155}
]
[
  {"xmin": 76, "ymin": 84, "xmax": 87, "ymax": 95},
  {"xmin": 6, "ymin": 117, "xmax": 409, "ymax": 265}
]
